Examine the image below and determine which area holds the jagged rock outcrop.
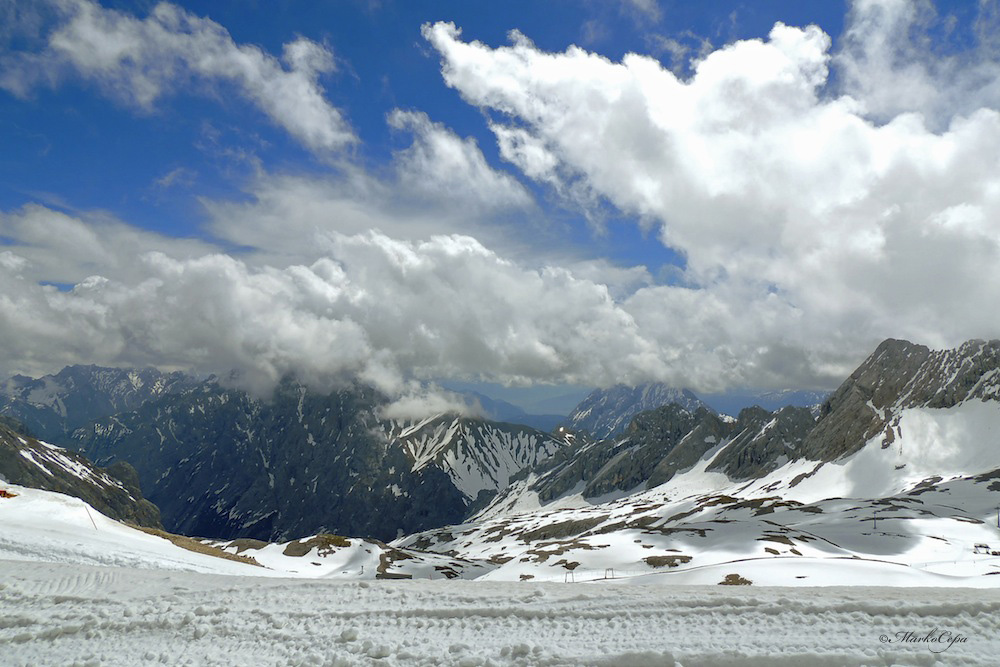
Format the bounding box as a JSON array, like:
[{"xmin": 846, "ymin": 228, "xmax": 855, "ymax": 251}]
[
  {"xmin": 706, "ymin": 405, "xmax": 816, "ymax": 480},
  {"xmin": 565, "ymin": 383, "xmax": 709, "ymax": 439},
  {"xmin": 0, "ymin": 416, "xmax": 160, "ymax": 528},
  {"xmin": 0, "ymin": 365, "xmax": 196, "ymax": 443},
  {"xmin": 799, "ymin": 339, "xmax": 1000, "ymax": 461},
  {"xmin": 494, "ymin": 403, "xmax": 815, "ymax": 512}
]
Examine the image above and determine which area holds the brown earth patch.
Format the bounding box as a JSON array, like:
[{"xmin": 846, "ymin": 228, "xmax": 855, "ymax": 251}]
[
  {"xmin": 283, "ymin": 534, "xmax": 352, "ymax": 557},
  {"xmin": 131, "ymin": 526, "xmax": 261, "ymax": 567}
]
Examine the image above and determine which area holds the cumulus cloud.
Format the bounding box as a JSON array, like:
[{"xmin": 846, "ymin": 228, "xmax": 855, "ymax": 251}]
[
  {"xmin": 0, "ymin": 0, "xmax": 354, "ymax": 153},
  {"xmin": 0, "ymin": 219, "xmax": 672, "ymax": 397},
  {"xmin": 422, "ymin": 8, "xmax": 1000, "ymax": 388},
  {"xmin": 201, "ymin": 112, "xmax": 541, "ymax": 266},
  {"xmin": 388, "ymin": 109, "xmax": 533, "ymax": 212},
  {"xmin": 379, "ymin": 384, "xmax": 476, "ymax": 421},
  {"xmin": 0, "ymin": 204, "xmax": 216, "ymax": 285},
  {"xmin": 6, "ymin": 0, "xmax": 1000, "ymax": 401}
]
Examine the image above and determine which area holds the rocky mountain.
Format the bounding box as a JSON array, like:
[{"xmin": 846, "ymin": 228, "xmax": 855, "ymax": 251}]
[
  {"xmin": 480, "ymin": 403, "xmax": 816, "ymax": 519},
  {"xmin": 0, "ymin": 416, "xmax": 160, "ymax": 528},
  {"xmin": 799, "ymin": 338, "xmax": 1000, "ymax": 461},
  {"xmin": 698, "ymin": 389, "xmax": 830, "ymax": 418},
  {"xmin": 565, "ymin": 382, "xmax": 710, "ymax": 439},
  {"xmin": 70, "ymin": 379, "xmax": 567, "ymax": 542},
  {"xmin": 0, "ymin": 365, "xmax": 196, "ymax": 443},
  {"xmin": 483, "ymin": 338, "xmax": 1000, "ymax": 521},
  {"xmin": 395, "ymin": 338, "xmax": 1000, "ymax": 583}
]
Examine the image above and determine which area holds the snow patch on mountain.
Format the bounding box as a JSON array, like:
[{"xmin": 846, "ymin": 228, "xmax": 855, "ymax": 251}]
[{"xmin": 384, "ymin": 415, "xmax": 566, "ymax": 501}]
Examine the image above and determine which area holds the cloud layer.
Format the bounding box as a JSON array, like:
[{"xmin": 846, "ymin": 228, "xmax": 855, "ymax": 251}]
[{"xmin": 0, "ymin": 211, "xmax": 667, "ymax": 399}]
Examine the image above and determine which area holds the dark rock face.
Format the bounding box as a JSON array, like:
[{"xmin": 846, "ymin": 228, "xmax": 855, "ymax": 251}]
[
  {"xmin": 706, "ymin": 406, "xmax": 816, "ymax": 480},
  {"xmin": 0, "ymin": 365, "xmax": 196, "ymax": 443},
  {"xmin": 645, "ymin": 409, "xmax": 733, "ymax": 487},
  {"xmin": 799, "ymin": 339, "xmax": 1000, "ymax": 461},
  {"xmin": 70, "ymin": 380, "xmax": 565, "ymax": 542},
  {"xmin": 506, "ymin": 403, "xmax": 816, "ymax": 509},
  {"xmin": 581, "ymin": 405, "xmax": 712, "ymax": 498},
  {"xmin": 565, "ymin": 383, "xmax": 710, "ymax": 439},
  {"xmin": 0, "ymin": 417, "xmax": 161, "ymax": 528}
]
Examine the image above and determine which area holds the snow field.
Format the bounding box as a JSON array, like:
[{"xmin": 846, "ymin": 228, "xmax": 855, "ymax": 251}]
[{"xmin": 4, "ymin": 559, "xmax": 1000, "ymax": 666}]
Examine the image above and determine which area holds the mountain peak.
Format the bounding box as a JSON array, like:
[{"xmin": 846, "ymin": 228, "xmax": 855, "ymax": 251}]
[
  {"xmin": 801, "ymin": 338, "xmax": 1000, "ymax": 461},
  {"xmin": 565, "ymin": 382, "xmax": 710, "ymax": 440}
]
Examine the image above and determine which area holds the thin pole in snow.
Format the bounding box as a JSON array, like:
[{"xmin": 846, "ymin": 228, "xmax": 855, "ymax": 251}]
[{"xmin": 84, "ymin": 504, "xmax": 98, "ymax": 531}]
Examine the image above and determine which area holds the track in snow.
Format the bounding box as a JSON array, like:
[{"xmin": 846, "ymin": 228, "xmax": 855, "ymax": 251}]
[{"xmin": 3, "ymin": 559, "xmax": 999, "ymax": 666}]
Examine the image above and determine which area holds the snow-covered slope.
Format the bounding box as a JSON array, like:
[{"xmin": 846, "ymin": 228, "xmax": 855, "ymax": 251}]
[
  {"xmin": 397, "ymin": 398, "xmax": 1000, "ymax": 585},
  {"xmin": 0, "ymin": 418, "xmax": 160, "ymax": 528},
  {"xmin": 382, "ymin": 415, "xmax": 567, "ymax": 502},
  {"xmin": 7, "ymin": 558, "xmax": 1000, "ymax": 666},
  {"xmin": 4, "ymin": 486, "xmax": 1000, "ymax": 664},
  {"xmin": 800, "ymin": 338, "xmax": 1000, "ymax": 461},
  {"xmin": 0, "ymin": 484, "xmax": 489, "ymax": 580},
  {"xmin": 9, "ymin": 338, "xmax": 1000, "ymax": 590},
  {"xmin": 395, "ymin": 339, "xmax": 1000, "ymax": 585},
  {"xmin": 476, "ymin": 403, "xmax": 815, "ymax": 520}
]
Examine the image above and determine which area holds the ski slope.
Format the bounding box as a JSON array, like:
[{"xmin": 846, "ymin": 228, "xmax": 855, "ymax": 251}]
[
  {"xmin": 3, "ymin": 558, "xmax": 1000, "ymax": 666},
  {"xmin": 4, "ymin": 485, "xmax": 1000, "ymax": 664}
]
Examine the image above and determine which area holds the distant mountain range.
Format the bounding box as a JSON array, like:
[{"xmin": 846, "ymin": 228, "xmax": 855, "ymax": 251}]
[
  {"xmin": 397, "ymin": 338, "xmax": 1000, "ymax": 583},
  {"xmin": 457, "ymin": 391, "xmax": 566, "ymax": 432},
  {"xmin": 69, "ymin": 379, "xmax": 568, "ymax": 542},
  {"xmin": 0, "ymin": 365, "xmax": 196, "ymax": 443},
  {"xmin": 4, "ymin": 336, "xmax": 999, "ymax": 583},
  {"xmin": 697, "ymin": 389, "xmax": 830, "ymax": 418}
]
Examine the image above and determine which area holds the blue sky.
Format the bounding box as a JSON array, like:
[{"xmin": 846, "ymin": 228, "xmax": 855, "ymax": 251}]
[
  {"xmin": 2, "ymin": 0, "xmax": 1000, "ymax": 415},
  {"xmin": 1, "ymin": 1, "xmax": 847, "ymax": 269}
]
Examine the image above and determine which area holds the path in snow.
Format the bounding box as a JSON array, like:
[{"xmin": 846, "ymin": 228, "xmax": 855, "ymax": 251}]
[{"xmin": 3, "ymin": 559, "xmax": 999, "ymax": 666}]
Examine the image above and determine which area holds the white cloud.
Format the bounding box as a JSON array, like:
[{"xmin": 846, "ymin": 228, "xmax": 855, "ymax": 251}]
[
  {"xmin": 388, "ymin": 109, "xmax": 533, "ymax": 212},
  {"xmin": 7, "ymin": 0, "xmax": 999, "ymax": 400},
  {"xmin": 422, "ymin": 10, "xmax": 1000, "ymax": 389},
  {"xmin": 836, "ymin": 0, "xmax": 1000, "ymax": 127},
  {"xmin": 0, "ymin": 0, "xmax": 354, "ymax": 154},
  {"xmin": 200, "ymin": 111, "xmax": 541, "ymax": 266},
  {"xmin": 0, "ymin": 203, "xmax": 216, "ymax": 285},
  {"xmin": 379, "ymin": 384, "xmax": 476, "ymax": 421},
  {"xmin": 0, "ymin": 219, "xmax": 671, "ymax": 397},
  {"xmin": 153, "ymin": 166, "xmax": 196, "ymax": 189}
]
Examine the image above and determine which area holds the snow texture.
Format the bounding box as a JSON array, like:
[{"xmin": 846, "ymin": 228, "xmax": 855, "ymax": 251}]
[{"xmin": 4, "ymin": 557, "xmax": 1000, "ymax": 666}]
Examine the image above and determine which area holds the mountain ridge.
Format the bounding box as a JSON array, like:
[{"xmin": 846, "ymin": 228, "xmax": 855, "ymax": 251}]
[
  {"xmin": 69, "ymin": 378, "xmax": 568, "ymax": 542},
  {"xmin": 0, "ymin": 416, "xmax": 160, "ymax": 528},
  {"xmin": 565, "ymin": 383, "xmax": 709, "ymax": 440}
]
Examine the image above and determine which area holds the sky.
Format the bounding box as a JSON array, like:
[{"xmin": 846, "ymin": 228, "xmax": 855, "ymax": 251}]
[{"xmin": 2, "ymin": 0, "xmax": 1000, "ymax": 414}]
